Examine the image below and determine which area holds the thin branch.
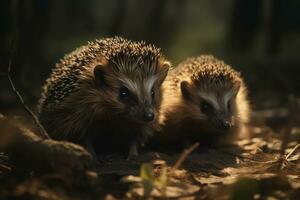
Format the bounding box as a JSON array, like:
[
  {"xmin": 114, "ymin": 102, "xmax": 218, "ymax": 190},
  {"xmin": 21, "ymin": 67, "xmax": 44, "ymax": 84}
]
[
  {"xmin": 285, "ymin": 143, "xmax": 300, "ymax": 160},
  {"xmin": 0, "ymin": 163, "xmax": 11, "ymax": 172},
  {"xmin": 7, "ymin": 56, "xmax": 12, "ymax": 73},
  {"xmin": 0, "ymin": 154, "xmax": 11, "ymax": 172},
  {"xmin": 280, "ymin": 96, "xmax": 298, "ymax": 169},
  {"xmin": 171, "ymin": 142, "xmax": 199, "ymax": 172},
  {"xmin": 6, "ymin": 50, "xmax": 50, "ymax": 139}
]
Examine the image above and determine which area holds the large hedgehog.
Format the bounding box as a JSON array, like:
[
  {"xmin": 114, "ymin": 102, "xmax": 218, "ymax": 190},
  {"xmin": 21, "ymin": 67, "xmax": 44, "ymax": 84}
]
[
  {"xmin": 155, "ymin": 55, "xmax": 250, "ymax": 149},
  {"xmin": 38, "ymin": 37, "xmax": 170, "ymax": 157}
]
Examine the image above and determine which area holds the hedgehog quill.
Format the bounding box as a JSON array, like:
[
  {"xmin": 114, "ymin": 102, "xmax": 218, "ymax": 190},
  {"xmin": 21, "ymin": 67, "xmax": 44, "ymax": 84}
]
[
  {"xmin": 38, "ymin": 37, "xmax": 170, "ymax": 158},
  {"xmin": 156, "ymin": 55, "xmax": 250, "ymax": 149}
]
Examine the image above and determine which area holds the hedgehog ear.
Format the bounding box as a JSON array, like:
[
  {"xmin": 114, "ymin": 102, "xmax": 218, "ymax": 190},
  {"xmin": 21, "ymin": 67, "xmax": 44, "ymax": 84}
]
[
  {"xmin": 157, "ymin": 61, "xmax": 170, "ymax": 84},
  {"xmin": 94, "ymin": 64, "xmax": 108, "ymax": 88},
  {"xmin": 161, "ymin": 61, "xmax": 171, "ymax": 74},
  {"xmin": 232, "ymin": 82, "xmax": 241, "ymax": 97},
  {"xmin": 181, "ymin": 81, "xmax": 193, "ymax": 101}
]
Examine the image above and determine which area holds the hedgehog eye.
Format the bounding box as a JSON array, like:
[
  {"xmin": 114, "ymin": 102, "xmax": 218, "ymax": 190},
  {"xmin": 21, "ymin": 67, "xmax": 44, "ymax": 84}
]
[
  {"xmin": 151, "ymin": 89, "xmax": 155, "ymax": 98},
  {"xmin": 201, "ymin": 101, "xmax": 213, "ymax": 113},
  {"xmin": 227, "ymin": 101, "xmax": 231, "ymax": 111},
  {"xmin": 119, "ymin": 86, "xmax": 130, "ymax": 100}
]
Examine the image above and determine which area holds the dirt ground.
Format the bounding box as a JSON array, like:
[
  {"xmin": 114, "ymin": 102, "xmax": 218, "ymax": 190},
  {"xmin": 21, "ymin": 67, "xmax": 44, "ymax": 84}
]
[{"xmin": 0, "ymin": 95, "xmax": 300, "ymax": 200}]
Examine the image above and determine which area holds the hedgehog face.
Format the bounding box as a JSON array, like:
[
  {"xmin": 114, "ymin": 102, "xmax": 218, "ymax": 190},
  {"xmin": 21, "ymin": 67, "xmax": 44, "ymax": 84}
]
[
  {"xmin": 115, "ymin": 76, "xmax": 163, "ymax": 123},
  {"xmin": 181, "ymin": 80, "xmax": 240, "ymax": 132},
  {"xmin": 94, "ymin": 59, "xmax": 170, "ymax": 124},
  {"xmin": 197, "ymin": 89, "xmax": 238, "ymax": 132}
]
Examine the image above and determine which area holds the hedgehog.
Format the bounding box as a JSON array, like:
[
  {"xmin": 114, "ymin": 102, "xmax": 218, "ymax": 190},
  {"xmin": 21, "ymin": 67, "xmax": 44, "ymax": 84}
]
[
  {"xmin": 154, "ymin": 55, "xmax": 250, "ymax": 150},
  {"xmin": 38, "ymin": 37, "xmax": 170, "ymax": 157}
]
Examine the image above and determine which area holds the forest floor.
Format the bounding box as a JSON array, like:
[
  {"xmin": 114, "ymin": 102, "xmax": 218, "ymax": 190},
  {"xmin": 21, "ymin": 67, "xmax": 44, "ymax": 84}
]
[{"xmin": 0, "ymin": 97, "xmax": 300, "ymax": 200}]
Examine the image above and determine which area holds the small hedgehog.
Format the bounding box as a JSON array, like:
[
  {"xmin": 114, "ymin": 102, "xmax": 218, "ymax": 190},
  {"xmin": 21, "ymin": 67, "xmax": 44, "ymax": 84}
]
[
  {"xmin": 155, "ymin": 55, "xmax": 250, "ymax": 149},
  {"xmin": 38, "ymin": 37, "xmax": 170, "ymax": 157}
]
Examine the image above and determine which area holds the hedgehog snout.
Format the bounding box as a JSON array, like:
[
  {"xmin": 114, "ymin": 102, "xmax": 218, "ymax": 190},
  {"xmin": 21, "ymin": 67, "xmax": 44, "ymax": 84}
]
[
  {"xmin": 143, "ymin": 112, "xmax": 155, "ymax": 122},
  {"xmin": 141, "ymin": 106, "xmax": 155, "ymax": 122},
  {"xmin": 216, "ymin": 119, "xmax": 232, "ymax": 131}
]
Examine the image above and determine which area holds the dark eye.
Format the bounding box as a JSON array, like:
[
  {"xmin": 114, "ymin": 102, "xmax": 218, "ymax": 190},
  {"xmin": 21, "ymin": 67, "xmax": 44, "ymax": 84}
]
[
  {"xmin": 151, "ymin": 89, "xmax": 155, "ymax": 98},
  {"xmin": 201, "ymin": 101, "xmax": 213, "ymax": 113},
  {"xmin": 119, "ymin": 86, "xmax": 130, "ymax": 100},
  {"xmin": 227, "ymin": 101, "xmax": 231, "ymax": 110}
]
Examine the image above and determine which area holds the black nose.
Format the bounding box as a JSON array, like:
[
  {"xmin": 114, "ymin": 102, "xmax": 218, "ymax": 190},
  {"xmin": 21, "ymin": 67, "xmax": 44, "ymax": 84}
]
[
  {"xmin": 143, "ymin": 112, "xmax": 155, "ymax": 122},
  {"xmin": 217, "ymin": 120, "xmax": 231, "ymax": 131}
]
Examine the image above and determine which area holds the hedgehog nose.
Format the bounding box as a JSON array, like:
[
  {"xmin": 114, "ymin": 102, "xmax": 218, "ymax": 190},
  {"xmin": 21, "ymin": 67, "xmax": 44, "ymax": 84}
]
[
  {"xmin": 217, "ymin": 120, "xmax": 231, "ymax": 131},
  {"xmin": 143, "ymin": 112, "xmax": 155, "ymax": 122}
]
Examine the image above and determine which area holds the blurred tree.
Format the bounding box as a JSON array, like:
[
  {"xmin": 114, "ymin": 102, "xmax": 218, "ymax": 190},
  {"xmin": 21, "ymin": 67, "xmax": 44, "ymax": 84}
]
[
  {"xmin": 147, "ymin": 0, "xmax": 187, "ymax": 47},
  {"xmin": 227, "ymin": 0, "xmax": 262, "ymax": 53},
  {"xmin": 109, "ymin": 0, "xmax": 127, "ymax": 35}
]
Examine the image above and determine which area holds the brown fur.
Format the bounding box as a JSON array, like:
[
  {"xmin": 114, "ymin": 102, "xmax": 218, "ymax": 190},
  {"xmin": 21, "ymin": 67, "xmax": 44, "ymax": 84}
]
[
  {"xmin": 38, "ymin": 37, "xmax": 170, "ymax": 156},
  {"xmin": 155, "ymin": 55, "xmax": 250, "ymax": 149}
]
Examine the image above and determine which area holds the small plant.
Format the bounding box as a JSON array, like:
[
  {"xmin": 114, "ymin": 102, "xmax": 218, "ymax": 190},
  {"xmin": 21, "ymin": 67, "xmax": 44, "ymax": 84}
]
[
  {"xmin": 123, "ymin": 143, "xmax": 200, "ymax": 198},
  {"xmin": 139, "ymin": 163, "xmax": 168, "ymax": 197}
]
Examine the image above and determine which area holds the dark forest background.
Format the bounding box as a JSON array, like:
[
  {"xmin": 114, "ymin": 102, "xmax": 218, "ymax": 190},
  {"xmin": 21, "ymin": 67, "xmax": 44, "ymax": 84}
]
[{"xmin": 1, "ymin": 0, "xmax": 300, "ymax": 115}]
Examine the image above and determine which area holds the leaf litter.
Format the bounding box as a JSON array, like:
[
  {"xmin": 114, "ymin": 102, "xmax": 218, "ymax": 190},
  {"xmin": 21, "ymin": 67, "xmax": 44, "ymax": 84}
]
[{"xmin": 1, "ymin": 102, "xmax": 300, "ymax": 199}]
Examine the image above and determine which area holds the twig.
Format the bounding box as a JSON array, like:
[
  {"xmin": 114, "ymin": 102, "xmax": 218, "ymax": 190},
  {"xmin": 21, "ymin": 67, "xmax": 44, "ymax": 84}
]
[
  {"xmin": 280, "ymin": 96, "xmax": 298, "ymax": 169},
  {"xmin": 0, "ymin": 154, "xmax": 11, "ymax": 172},
  {"xmin": 6, "ymin": 48, "xmax": 50, "ymax": 139},
  {"xmin": 171, "ymin": 142, "xmax": 199, "ymax": 172},
  {"xmin": 0, "ymin": 163, "xmax": 11, "ymax": 172},
  {"xmin": 285, "ymin": 143, "xmax": 300, "ymax": 160}
]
